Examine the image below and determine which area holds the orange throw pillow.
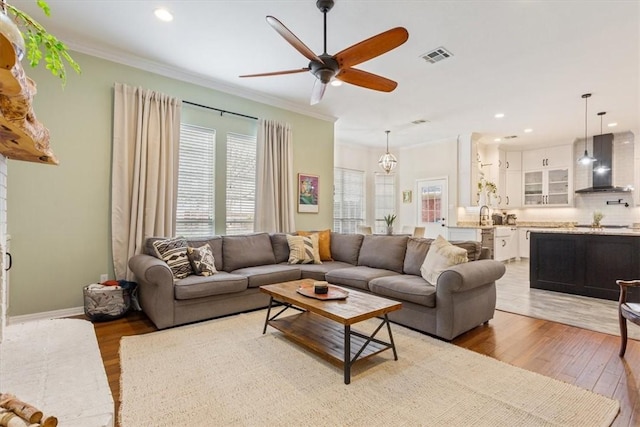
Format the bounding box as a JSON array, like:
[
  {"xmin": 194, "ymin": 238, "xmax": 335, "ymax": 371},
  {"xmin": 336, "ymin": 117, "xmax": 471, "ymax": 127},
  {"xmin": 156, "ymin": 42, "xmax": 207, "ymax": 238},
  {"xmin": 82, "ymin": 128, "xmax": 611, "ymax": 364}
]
[{"xmin": 297, "ymin": 229, "xmax": 332, "ymax": 261}]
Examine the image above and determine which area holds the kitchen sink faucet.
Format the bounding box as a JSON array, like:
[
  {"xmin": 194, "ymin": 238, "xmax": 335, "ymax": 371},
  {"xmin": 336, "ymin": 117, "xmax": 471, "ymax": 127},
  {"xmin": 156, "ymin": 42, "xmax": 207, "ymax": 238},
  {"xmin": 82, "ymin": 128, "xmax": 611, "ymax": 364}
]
[{"xmin": 479, "ymin": 205, "xmax": 490, "ymax": 226}]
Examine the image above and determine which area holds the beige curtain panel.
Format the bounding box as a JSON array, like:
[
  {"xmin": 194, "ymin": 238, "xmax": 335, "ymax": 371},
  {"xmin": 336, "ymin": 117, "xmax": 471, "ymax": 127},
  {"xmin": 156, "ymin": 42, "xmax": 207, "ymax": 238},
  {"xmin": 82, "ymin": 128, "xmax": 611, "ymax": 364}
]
[
  {"xmin": 255, "ymin": 119, "xmax": 296, "ymax": 233},
  {"xmin": 111, "ymin": 83, "xmax": 181, "ymax": 280}
]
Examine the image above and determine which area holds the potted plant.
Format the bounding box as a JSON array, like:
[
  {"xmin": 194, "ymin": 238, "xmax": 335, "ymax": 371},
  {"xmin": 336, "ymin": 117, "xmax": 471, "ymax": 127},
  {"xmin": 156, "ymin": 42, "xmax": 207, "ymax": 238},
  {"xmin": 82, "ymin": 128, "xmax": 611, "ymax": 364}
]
[
  {"xmin": 383, "ymin": 213, "xmax": 396, "ymax": 235},
  {"xmin": 477, "ymin": 177, "xmax": 497, "ymax": 206},
  {"xmin": 592, "ymin": 211, "xmax": 604, "ymax": 228}
]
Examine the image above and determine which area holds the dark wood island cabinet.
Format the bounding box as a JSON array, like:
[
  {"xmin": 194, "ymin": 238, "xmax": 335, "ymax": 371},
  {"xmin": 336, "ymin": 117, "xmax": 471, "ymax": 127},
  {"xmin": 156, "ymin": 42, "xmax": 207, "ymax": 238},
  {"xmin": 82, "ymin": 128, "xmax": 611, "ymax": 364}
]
[{"xmin": 530, "ymin": 230, "xmax": 640, "ymax": 302}]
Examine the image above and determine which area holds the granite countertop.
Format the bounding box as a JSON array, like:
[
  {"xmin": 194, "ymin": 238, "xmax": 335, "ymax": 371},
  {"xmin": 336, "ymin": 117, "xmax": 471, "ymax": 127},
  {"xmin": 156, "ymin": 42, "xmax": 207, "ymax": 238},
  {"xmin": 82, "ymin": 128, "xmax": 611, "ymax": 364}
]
[
  {"xmin": 528, "ymin": 227, "xmax": 640, "ymax": 236},
  {"xmin": 454, "ymin": 221, "xmax": 640, "ymax": 235}
]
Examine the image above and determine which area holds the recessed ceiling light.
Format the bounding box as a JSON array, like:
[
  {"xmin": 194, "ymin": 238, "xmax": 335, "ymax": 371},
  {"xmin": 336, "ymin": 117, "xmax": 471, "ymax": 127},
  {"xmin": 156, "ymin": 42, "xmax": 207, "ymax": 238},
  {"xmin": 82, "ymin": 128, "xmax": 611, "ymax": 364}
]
[
  {"xmin": 524, "ymin": 128, "xmax": 533, "ymax": 133},
  {"xmin": 494, "ymin": 113, "xmax": 505, "ymax": 118},
  {"xmin": 494, "ymin": 138, "xmax": 501, "ymax": 142},
  {"xmin": 608, "ymin": 122, "xmax": 618, "ymax": 127},
  {"xmin": 154, "ymin": 8, "xmax": 173, "ymax": 22},
  {"xmin": 330, "ymin": 79, "xmax": 342, "ymax": 87}
]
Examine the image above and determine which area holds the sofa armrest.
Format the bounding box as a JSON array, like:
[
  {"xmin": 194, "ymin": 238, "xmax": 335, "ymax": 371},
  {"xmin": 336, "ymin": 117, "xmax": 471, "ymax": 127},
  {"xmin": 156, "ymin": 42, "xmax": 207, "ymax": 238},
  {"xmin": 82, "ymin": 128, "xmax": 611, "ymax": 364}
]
[
  {"xmin": 128, "ymin": 254, "xmax": 175, "ymax": 329},
  {"xmin": 436, "ymin": 260, "xmax": 505, "ymax": 294}
]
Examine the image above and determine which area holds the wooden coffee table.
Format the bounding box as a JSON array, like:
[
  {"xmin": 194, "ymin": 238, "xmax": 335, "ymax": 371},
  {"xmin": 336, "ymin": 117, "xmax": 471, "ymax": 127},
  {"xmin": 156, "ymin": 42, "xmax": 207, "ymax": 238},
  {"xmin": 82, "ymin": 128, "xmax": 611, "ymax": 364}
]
[{"xmin": 260, "ymin": 279, "xmax": 402, "ymax": 384}]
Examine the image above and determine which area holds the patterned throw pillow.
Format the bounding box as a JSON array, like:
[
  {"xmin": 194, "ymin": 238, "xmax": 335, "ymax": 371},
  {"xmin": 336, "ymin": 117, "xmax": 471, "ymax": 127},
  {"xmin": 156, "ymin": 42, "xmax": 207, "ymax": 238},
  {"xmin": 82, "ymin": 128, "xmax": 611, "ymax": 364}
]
[
  {"xmin": 152, "ymin": 237, "xmax": 193, "ymax": 279},
  {"xmin": 286, "ymin": 234, "xmax": 322, "ymax": 265},
  {"xmin": 186, "ymin": 243, "xmax": 217, "ymax": 276},
  {"xmin": 297, "ymin": 229, "xmax": 333, "ymax": 261},
  {"xmin": 420, "ymin": 235, "xmax": 468, "ymax": 286}
]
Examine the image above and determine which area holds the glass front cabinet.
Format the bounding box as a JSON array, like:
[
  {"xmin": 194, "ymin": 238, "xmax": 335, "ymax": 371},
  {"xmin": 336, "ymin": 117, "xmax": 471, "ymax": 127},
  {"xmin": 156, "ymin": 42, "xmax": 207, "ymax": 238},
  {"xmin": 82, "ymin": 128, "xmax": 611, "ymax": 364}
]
[{"xmin": 523, "ymin": 167, "xmax": 571, "ymax": 206}]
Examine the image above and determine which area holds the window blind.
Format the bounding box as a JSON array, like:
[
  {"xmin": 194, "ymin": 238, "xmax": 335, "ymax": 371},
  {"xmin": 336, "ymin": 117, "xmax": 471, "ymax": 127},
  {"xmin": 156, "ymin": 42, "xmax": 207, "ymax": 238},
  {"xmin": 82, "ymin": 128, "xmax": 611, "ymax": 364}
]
[
  {"xmin": 333, "ymin": 167, "xmax": 365, "ymax": 233},
  {"xmin": 176, "ymin": 124, "xmax": 215, "ymax": 237},
  {"xmin": 374, "ymin": 173, "xmax": 396, "ymax": 233},
  {"xmin": 226, "ymin": 132, "xmax": 256, "ymax": 235}
]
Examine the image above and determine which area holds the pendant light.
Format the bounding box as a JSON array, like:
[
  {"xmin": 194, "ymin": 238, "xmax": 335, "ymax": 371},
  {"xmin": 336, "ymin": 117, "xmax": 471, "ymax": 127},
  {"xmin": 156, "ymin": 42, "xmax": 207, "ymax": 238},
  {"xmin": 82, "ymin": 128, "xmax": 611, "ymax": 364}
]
[
  {"xmin": 594, "ymin": 111, "xmax": 610, "ymax": 174},
  {"xmin": 378, "ymin": 130, "xmax": 397, "ymax": 174},
  {"xmin": 577, "ymin": 93, "xmax": 596, "ymax": 165}
]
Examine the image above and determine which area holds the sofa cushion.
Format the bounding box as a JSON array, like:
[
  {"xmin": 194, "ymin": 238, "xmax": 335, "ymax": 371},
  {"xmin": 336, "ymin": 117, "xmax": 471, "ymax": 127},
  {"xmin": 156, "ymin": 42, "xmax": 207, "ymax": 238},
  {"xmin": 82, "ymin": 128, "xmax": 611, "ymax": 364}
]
[
  {"xmin": 298, "ymin": 229, "xmax": 332, "ymax": 261},
  {"xmin": 187, "ymin": 236, "xmax": 223, "ymax": 271},
  {"xmin": 186, "ymin": 243, "xmax": 217, "ymax": 276},
  {"xmin": 151, "ymin": 237, "xmax": 193, "ymax": 279},
  {"xmin": 297, "ymin": 261, "xmax": 356, "ymax": 281},
  {"xmin": 222, "ymin": 233, "xmax": 276, "ymax": 272},
  {"xmin": 330, "ymin": 233, "xmax": 363, "ymax": 265},
  {"xmin": 174, "ymin": 272, "xmax": 247, "ymax": 300},
  {"xmin": 326, "ymin": 266, "xmax": 399, "ymax": 291},
  {"xmin": 270, "ymin": 233, "xmax": 291, "ymax": 264},
  {"xmin": 403, "ymin": 238, "xmax": 434, "ymax": 275},
  {"xmin": 421, "ymin": 235, "xmax": 468, "ymax": 285},
  {"xmin": 369, "ymin": 275, "xmax": 436, "ymax": 308},
  {"xmin": 231, "ymin": 264, "xmax": 301, "ymax": 288},
  {"xmin": 358, "ymin": 235, "xmax": 408, "ymax": 273},
  {"xmin": 286, "ymin": 234, "xmax": 321, "ymax": 264}
]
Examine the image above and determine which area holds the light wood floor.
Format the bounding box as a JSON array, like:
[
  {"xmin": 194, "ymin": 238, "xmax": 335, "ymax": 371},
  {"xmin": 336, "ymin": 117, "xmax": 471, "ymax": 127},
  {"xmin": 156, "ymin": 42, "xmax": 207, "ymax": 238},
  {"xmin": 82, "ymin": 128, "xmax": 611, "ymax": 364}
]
[{"xmin": 92, "ymin": 309, "xmax": 640, "ymax": 427}]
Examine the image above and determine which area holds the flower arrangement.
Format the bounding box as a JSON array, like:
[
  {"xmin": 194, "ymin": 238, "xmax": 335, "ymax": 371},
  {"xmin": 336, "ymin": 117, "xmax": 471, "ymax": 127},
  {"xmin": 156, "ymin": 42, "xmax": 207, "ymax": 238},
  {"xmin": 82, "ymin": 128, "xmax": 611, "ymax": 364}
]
[
  {"xmin": 383, "ymin": 213, "xmax": 397, "ymax": 227},
  {"xmin": 477, "ymin": 178, "xmax": 497, "ymax": 195},
  {"xmin": 592, "ymin": 211, "xmax": 604, "ymax": 228}
]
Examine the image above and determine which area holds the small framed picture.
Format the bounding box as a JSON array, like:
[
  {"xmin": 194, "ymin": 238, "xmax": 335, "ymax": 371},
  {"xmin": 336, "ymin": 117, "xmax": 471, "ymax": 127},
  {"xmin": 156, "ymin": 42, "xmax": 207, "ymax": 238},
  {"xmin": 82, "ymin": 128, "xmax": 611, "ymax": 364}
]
[
  {"xmin": 298, "ymin": 173, "xmax": 319, "ymax": 213},
  {"xmin": 402, "ymin": 190, "xmax": 412, "ymax": 204}
]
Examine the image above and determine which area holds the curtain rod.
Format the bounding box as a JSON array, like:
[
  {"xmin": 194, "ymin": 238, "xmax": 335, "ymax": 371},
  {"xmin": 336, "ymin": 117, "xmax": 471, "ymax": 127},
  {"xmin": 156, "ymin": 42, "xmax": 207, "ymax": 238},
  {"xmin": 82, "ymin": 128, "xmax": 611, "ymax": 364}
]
[{"xmin": 182, "ymin": 100, "xmax": 258, "ymax": 121}]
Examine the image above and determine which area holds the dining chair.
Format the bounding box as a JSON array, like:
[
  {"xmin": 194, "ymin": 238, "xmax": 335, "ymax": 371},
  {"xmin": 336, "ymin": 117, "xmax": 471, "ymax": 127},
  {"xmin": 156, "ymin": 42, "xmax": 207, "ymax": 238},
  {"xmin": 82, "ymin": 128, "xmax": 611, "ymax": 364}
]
[
  {"xmin": 617, "ymin": 279, "xmax": 640, "ymax": 357},
  {"xmin": 412, "ymin": 227, "xmax": 425, "ymax": 238},
  {"xmin": 401, "ymin": 225, "xmax": 415, "ymax": 235}
]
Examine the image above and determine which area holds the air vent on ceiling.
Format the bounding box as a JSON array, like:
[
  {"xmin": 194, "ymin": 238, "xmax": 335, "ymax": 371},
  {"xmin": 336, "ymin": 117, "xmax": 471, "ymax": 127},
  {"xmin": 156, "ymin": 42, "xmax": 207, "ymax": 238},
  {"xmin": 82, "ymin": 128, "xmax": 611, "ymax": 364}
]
[
  {"xmin": 411, "ymin": 119, "xmax": 429, "ymax": 125},
  {"xmin": 420, "ymin": 47, "xmax": 454, "ymax": 64},
  {"xmin": 503, "ymin": 135, "xmax": 518, "ymax": 139}
]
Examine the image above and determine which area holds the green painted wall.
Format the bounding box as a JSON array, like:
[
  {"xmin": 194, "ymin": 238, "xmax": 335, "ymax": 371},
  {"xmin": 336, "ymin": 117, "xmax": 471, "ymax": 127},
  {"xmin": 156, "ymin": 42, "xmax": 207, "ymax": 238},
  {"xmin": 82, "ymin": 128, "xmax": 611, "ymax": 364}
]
[{"xmin": 7, "ymin": 51, "xmax": 334, "ymax": 316}]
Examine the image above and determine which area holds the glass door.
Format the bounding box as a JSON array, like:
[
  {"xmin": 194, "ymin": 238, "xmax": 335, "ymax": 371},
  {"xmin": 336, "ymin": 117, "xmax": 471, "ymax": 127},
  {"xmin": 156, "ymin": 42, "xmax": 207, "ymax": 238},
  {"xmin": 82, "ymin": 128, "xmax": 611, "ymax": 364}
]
[
  {"xmin": 523, "ymin": 170, "xmax": 543, "ymax": 205},
  {"xmin": 546, "ymin": 168, "xmax": 569, "ymax": 205},
  {"xmin": 416, "ymin": 178, "xmax": 448, "ymax": 239}
]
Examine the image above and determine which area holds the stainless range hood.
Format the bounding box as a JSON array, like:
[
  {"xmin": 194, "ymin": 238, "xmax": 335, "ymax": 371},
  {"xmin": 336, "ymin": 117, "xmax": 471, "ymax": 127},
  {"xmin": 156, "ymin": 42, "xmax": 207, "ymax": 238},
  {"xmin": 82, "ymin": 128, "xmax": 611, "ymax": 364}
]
[{"xmin": 575, "ymin": 133, "xmax": 632, "ymax": 193}]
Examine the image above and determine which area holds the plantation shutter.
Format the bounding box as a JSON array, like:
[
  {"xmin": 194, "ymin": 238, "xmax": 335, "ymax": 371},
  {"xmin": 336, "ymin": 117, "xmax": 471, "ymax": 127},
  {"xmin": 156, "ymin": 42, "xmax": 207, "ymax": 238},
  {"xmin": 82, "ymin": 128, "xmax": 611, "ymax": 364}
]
[
  {"xmin": 333, "ymin": 167, "xmax": 365, "ymax": 233},
  {"xmin": 226, "ymin": 132, "xmax": 257, "ymax": 235},
  {"xmin": 374, "ymin": 173, "xmax": 396, "ymax": 233},
  {"xmin": 176, "ymin": 124, "xmax": 215, "ymax": 237}
]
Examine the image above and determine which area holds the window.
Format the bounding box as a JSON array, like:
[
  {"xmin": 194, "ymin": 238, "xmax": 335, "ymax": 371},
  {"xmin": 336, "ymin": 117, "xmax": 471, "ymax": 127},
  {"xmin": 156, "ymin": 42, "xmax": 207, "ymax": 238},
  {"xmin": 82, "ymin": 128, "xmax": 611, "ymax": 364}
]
[
  {"xmin": 374, "ymin": 173, "xmax": 396, "ymax": 233},
  {"xmin": 226, "ymin": 132, "xmax": 256, "ymax": 235},
  {"xmin": 176, "ymin": 124, "xmax": 215, "ymax": 237},
  {"xmin": 333, "ymin": 168, "xmax": 365, "ymax": 233}
]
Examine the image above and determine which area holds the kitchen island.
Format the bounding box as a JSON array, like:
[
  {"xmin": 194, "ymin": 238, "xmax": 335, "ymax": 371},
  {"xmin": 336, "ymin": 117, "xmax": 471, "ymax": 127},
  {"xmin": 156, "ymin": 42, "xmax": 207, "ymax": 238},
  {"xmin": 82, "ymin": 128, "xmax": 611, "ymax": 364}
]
[{"xmin": 530, "ymin": 228, "xmax": 640, "ymax": 302}]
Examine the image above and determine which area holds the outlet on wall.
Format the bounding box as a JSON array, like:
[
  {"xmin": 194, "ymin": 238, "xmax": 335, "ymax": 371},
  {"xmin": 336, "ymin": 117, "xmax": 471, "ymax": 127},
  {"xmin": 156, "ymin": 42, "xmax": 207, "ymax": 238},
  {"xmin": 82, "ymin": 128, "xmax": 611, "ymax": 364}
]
[{"xmin": 100, "ymin": 273, "xmax": 108, "ymax": 283}]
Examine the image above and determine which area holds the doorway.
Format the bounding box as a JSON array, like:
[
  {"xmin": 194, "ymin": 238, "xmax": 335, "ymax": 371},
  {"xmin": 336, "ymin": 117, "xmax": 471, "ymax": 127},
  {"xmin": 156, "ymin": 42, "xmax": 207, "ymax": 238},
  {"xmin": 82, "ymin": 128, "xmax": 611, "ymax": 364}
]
[{"xmin": 416, "ymin": 177, "xmax": 448, "ymax": 239}]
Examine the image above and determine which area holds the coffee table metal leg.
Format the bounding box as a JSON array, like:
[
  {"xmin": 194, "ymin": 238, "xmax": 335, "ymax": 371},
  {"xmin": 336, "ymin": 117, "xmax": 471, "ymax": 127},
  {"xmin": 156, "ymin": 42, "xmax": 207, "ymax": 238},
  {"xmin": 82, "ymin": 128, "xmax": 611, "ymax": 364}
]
[
  {"xmin": 385, "ymin": 314, "xmax": 398, "ymax": 360},
  {"xmin": 262, "ymin": 296, "xmax": 273, "ymax": 334},
  {"xmin": 344, "ymin": 324, "xmax": 351, "ymax": 384}
]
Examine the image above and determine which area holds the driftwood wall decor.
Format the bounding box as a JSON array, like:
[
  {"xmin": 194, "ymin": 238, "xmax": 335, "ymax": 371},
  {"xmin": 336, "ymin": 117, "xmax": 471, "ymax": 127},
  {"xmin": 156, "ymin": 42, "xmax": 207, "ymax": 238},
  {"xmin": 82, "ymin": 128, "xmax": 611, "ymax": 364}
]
[{"xmin": 0, "ymin": 31, "xmax": 57, "ymax": 165}]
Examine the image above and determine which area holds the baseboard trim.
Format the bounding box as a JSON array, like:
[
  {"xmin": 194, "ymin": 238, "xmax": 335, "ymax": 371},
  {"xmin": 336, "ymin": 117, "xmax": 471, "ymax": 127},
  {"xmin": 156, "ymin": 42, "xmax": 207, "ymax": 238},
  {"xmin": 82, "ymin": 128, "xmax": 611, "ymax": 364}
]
[{"xmin": 8, "ymin": 306, "xmax": 85, "ymax": 324}]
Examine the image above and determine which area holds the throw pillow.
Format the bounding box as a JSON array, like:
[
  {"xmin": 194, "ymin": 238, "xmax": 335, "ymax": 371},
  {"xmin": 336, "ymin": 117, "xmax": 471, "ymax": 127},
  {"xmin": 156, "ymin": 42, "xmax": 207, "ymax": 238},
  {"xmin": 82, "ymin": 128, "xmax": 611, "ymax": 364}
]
[
  {"xmin": 152, "ymin": 237, "xmax": 193, "ymax": 279},
  {"xmin": 297, "ymin": 229, "xmax": 333, "ymax": 261},
  {"xmin": 186, "ymin": 243, "xmax": 217, "ymax": 276},
  {"xmin": 286, "ymin": 234, "xmax": 322, "ymax": 265},
  {"xmin": 420, "ymin": 235, "xmax": 468, "ymax": 286}
]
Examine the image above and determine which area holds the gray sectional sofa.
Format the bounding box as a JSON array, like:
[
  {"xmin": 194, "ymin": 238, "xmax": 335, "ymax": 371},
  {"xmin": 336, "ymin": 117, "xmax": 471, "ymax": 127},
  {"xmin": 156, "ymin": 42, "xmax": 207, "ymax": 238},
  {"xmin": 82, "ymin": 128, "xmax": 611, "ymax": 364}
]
[{"xmin": 128, "ymin": 232, "xmax": 506, "ymax": 340}]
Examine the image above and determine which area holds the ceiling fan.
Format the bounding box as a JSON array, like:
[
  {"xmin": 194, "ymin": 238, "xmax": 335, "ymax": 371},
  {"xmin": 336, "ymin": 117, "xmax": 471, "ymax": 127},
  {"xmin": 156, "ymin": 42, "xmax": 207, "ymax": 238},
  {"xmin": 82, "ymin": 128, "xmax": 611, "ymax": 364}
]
[{"xmin": 239, "ymin": 0, "xmax": 409, "ymax": 105}]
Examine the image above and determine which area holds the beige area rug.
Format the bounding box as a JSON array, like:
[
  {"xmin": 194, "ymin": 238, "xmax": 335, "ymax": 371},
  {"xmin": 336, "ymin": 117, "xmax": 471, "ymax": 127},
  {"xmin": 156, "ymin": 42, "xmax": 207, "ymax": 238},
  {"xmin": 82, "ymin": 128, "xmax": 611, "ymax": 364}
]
[{"xmin": 119, "ymin": 310, "xmax": 619, "ymax": 426}]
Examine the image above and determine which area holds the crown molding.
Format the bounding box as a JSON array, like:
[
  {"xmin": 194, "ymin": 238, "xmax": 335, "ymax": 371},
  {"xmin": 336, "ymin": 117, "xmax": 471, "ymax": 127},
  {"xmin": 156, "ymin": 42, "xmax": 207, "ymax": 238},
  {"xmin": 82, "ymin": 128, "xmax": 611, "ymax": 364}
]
[{"xmin": 66, "ymin": 41, "xmax": 337, "ymax": 123}]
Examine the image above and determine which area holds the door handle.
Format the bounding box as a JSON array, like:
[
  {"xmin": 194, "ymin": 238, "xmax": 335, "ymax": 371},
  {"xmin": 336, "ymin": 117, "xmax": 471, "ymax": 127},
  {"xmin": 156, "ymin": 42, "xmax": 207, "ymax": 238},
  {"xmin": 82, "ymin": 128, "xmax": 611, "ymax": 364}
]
[
  {"xmin": 506, "ymin": 196, "xmax": 510, "ymax": 205},
  {"xmin": 526, "ymin": 230, "xmax": 530, "ymax": 239},
  {"xmin": 502, "ymin": 240, "xmax": 506, "ymax": 247},
  {"xmin": 5, "ymin": 252, "xmax": 11, "ymax": 271}
]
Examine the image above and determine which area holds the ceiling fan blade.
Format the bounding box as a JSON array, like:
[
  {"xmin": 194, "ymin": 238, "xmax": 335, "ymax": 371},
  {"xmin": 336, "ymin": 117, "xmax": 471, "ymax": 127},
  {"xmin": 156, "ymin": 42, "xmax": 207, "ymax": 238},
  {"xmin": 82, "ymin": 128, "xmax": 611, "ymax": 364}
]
[
  {"xmin": 266, "ymin": 16, "xmax": 324, "ymax": 64},
  {"xmin": 335, "ymin": 27, "xmax": 409, "ymax": 68},
  {"xmin": 336, "ymin": 68, "xmax": 398, "ymax": 92},
  {"xmin": 310, "ymin": 79, "xmax": 327, "ymax": 105},
  {"xmin": 239, "ymin": 68, "xmax": 310, "ymax": 78}
]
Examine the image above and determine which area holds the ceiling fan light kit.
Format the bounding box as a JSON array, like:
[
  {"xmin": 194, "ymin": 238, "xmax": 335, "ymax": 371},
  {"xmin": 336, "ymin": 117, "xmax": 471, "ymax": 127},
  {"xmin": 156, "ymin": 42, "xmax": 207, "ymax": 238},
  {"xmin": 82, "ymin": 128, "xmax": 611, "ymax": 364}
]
[
  {"xmin": 239, "ymin": 0, "xmax": 409, "ymax": 104},
  {"xmin": 378, "ymin": 130, "xmax": 397, "ymax": 174}
]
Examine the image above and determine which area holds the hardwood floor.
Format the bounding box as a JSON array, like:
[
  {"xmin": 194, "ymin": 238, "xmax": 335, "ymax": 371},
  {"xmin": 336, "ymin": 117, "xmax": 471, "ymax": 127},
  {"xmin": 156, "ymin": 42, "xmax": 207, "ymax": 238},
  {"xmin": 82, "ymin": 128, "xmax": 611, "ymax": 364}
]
[{"xmin": 92, "ymin": 308, "xmax": 640, "ymax": 426}]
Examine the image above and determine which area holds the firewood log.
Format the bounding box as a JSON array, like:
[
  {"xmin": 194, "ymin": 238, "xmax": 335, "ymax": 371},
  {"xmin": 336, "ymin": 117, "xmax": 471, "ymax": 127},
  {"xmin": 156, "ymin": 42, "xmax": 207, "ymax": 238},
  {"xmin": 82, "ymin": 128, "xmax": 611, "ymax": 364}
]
[
  {"xmin": 40, "ymin": 417, "xmax": 56, "ymax": 427},
  {"xmin": 0, "ymin": 409, "xmax": 35, "ymax": 427},
  {"xmin": 0, "ymin": 395, "xmax": 42, "ymax": 424}
]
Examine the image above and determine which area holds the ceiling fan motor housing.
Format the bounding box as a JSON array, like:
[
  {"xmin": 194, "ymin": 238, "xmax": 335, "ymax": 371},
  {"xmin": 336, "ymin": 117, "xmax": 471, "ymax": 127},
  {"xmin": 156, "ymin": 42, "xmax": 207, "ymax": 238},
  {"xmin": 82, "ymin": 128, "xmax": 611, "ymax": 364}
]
[
  {"xmin": 310, "ymin": 55, "xmax": 339, "ymax": 83},
  {"xmin": 316, "ymin": 0, "xmax": 335, "ymax": 13}
]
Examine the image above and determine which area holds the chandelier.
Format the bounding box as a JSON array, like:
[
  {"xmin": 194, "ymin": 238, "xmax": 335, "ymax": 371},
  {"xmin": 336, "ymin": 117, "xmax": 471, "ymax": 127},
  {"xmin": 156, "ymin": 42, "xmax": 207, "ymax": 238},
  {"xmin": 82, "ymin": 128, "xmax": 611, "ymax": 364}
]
[{"xmin": 378, "ymin": 130, "xmax": 397, "ymax": 174}]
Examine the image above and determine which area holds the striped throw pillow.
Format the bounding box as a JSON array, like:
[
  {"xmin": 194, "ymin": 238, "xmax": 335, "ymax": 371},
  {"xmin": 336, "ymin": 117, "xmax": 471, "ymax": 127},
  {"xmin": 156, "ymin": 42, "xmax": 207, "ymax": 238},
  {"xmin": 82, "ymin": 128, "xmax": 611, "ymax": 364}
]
[
  {"xmin": 286, "ymin": 234, "xmax": 322, "ymax": 265},
  {"xmin": 152, "ymin": 237, "xmax": 193, "ymax": 279}
]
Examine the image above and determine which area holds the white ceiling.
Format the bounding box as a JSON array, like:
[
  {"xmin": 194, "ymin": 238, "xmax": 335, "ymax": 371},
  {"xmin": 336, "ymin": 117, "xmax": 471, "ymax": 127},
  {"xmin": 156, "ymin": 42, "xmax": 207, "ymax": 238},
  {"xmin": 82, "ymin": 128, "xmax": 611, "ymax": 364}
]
[{"xmin": 17, "ymin": 0, "xmax": 640, "ymax": 150}]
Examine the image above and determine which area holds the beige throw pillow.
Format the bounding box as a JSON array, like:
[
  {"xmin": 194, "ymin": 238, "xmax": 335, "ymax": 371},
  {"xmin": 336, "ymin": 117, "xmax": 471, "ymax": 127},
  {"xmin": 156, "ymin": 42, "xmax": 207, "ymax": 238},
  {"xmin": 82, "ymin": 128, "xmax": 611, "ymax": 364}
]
[
  {"xmin": 420, "ymin": 235, "xmax": 468, "ymax": 286},
  {"xmin": 286, "ymin": 234, "xmax": 322, "ymax": 265},
  {"xmin": 186, "ymin": 243, "xmax": 217, "ymax": 276}
]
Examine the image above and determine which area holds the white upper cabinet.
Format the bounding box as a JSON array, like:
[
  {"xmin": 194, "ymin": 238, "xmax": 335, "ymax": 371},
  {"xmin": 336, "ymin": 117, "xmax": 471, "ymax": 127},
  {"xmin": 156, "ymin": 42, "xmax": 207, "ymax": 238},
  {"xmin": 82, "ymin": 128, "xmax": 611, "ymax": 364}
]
[
  {"xmin": 497, "ymin": 151, "xmax": 522, "ymax": 208},
  {"xmin": 522, "ymin": 145, "xmax": 573, "ymax": 207}
]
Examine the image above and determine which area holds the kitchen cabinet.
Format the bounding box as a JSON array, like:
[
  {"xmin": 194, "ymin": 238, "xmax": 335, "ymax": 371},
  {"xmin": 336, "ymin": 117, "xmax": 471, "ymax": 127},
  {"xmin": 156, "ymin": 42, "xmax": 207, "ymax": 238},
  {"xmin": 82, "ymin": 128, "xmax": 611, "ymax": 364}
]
[
  {"xmin": 497, "ymin": 151, "xmax": 522, "ymax": 208},
  {"xmin": 518, "ymin": 228, "xmax": 533, "ymax": 258},
  {"xmin": 522, "ymin": 145, "xmax": 572, "ymax": 171},
  {"xmin": 457, "ymin": 133, "xmax": 483, "ymax": 207},
  {"xmin": 523, "ymin": 168, "xmax": 572, "ymax": 206},
  {"xmin": 494, "ymin": 226, "xmax": 517, "ymax": 262}
]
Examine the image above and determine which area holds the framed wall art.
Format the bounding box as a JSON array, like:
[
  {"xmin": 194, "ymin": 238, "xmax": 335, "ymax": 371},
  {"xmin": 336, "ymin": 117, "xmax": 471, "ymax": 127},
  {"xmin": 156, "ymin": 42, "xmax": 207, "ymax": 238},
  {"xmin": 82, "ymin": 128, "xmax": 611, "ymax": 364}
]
[
  {"xmin": 402, "ymin": 190, "xmax": 412, "ymax": 204},
  {"xmin": 298, "ymin": 173, "xmax": 319, "ymax": 213}
]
